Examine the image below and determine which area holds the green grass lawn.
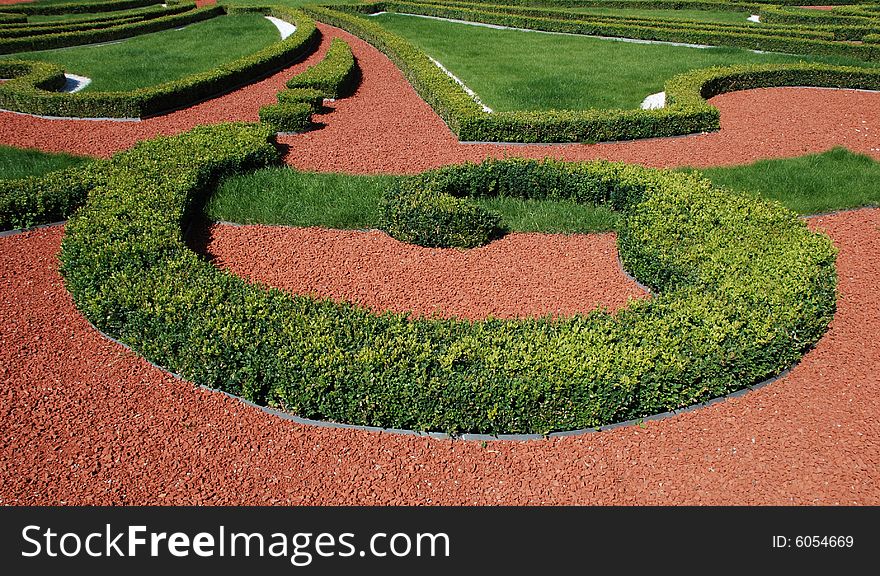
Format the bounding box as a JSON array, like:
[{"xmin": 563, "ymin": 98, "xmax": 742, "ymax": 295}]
[
  {"xmin": 0, "ymin": 145, "xmax": 91, "ymax": 180},
  {"xmin": 689, "ymin": 147, "xmax": 880, "ymax": 215},
  {"xmin": 370, "ymin": 12, "xmax": 875, "ymax": 111},
  {"xmin": 206, "ymin": 149, "xmax": 880, "ymax": 235},
  {"xmin": 1, "ymin": 13, "xmax": 279, "ymax": 92}
]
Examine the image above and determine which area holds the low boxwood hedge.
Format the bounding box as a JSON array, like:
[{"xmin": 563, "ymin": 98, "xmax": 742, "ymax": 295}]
[
  {"xmin": 260, "ymin": 37, "xmax": 359, "ymax": 132},
  {"xmin": 412, "ymin": 0, "xmax": 880, "ymax": 42},
  {"xmin": 58, "ymin": 122, "xmax": 837, "ymax": 435},
  {"xmin": 0, "ymin": 5, "xmax": 224, "ymax": 55},
  {"xmin": 0, "ymin": 0, "xmax": 157, "ymax": 16},
  {"xmin": 285, "ymin": 37, "xmax": 359, "ymax": 99},
  {"xmin": 304, "ymin": 5, "xmax": 880, "ymax": 143},
  {"xmin": 0, "ymin": 6, "xmax": 319, "ymax": 118},
  {"xmin": 276, "ymin": 87, "xmax": 324, "ymax": 108},
  {"xmin": 259, "ymin": 101, "xmax": 313, "ymax": 132},
  {"xmin": 0, "ymin": 162, "xmax": 102, "ymax": 231},
  {"xmin": 377, "ymin": 2, "xmax": 880, "ymax": 60},
  {"xmin": 0, "ymin": 3, "xmax": 196, "ymax": 40},
  {"xmin": 406, "ymin": 0, "xmax": 835, "ymax": 40}
]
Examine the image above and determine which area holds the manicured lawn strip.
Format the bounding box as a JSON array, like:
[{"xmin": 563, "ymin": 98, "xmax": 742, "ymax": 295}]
[
  {"xmin": 371, "ymin": 12, "xmax": 874, "ymax": 111},
  {"xmin": 206, "ymin": 168, "xmax": 619, "ymax": 233},
  {"xmin": 692, "ymin": 147, "xmax": 880, "ymax": 215},
  {"xmin": 207, "ymin": 148, "xmax": 880, "ymax": 235},
  {"xmin": 1, "ymin": 14, "xmax": 279, "ymax": 91},
  {"xmin": 206, "ymin": 169, "xmax": 393, "ymax": 230},
  {"xmin": 0, "ymin": 144, "xmax": 91, "ymax": 180}
]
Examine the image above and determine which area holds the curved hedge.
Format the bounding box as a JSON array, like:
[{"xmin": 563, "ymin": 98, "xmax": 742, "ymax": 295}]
[
  {"xmin": 0, "ymin": 162, "xmax": 101, "ymax": 231},
  {"xmin": 59, "ymin": 122, "xmax": 837, "ymax": 435},
  {"xmin": 0, "ymin": 6, "xmax": 319, "ymax": 118},
  {"xmin": 305, "ymin": 5, "xmax": 880, "ymax": 143},
  {"xmin": 285, "ymin": 36, "xmax": 359, "ymax": 99},
  {"xmin": 0, "ymin": 0, "xmax": 157, "ymax": 16},
  {"xmin": 0, "ymin": 3, "xmax": 197, "ymax": 40},
  {"xmin": 0, "ymin": 5, "xmax": 222, "ymax": 54}
]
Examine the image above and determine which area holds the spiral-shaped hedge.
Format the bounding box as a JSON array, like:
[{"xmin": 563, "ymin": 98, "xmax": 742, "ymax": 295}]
[{"xmin": 59, "ymin": 123, "xmax": 837, "ymax": 435}]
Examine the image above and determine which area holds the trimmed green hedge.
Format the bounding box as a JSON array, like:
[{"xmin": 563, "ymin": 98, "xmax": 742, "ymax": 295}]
[
  {"xmin": 0, "ymin": 14, "xmax": 30, "ymax": 25},
  {"xmin": 380, "ymin": 180, "xmax": 505, "ymax": 248},
  {"xmin": 58, "ymin": 122, "xmax": 837, "ymax": 435},
  {"xmin": 305, "ymin": 6, "xmax": 880, "ymax": 142},
  {"xmin": 0, "ymin": 6, "xmax": 319, "ymax": 118},
  {"xmin": 259, "ymin": 101, "xmax": 313, "ymax": 132},
  {"xmin": 0, "ymin": 5, "xmax": 223, "ymax": 54},
  {"xmin": 0, "ymin": 162, "xmax": 102, "ymax": 231},
  {"xmin": 0, "ymin": 3, "xmax": 196, "ymax": 39},
  {"xmin": 378, "ymin": 2, "xmax": 879, "ymax": 60},
  {"xmin": 412, "ymin": 0, "xmax": 880, "ymax": 42},
  {"xmin": 276, "ymin": 87, "xmax": 325, "ymax": 108},
  {"xmin": 0, "ymin": 0, "xmax": 158, "ymax": 16},
  {"xmin": 286, "ymin": 37, "xmax": 359, "ymax": 99},
  {"xmin": 405, "ymin": 0, "xmax": 835, "ymax": 40},
  {"xmin": 0, "ymin": 16, "xmax": 147, "ymax": 39},
  {"xmin": 260, "ymin": 37, "xmax": 359, "ymax": 132}
]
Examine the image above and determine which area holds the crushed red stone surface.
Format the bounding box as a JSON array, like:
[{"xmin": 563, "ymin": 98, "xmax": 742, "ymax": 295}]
[
  {"xmin": 1, "ymin": 11, "xmax": 879, "ymax": 505},
  {"xmin": 1, "ymin": 209, "xmax": 878, "ymax": 505},
  {"xmin": 0, "ymin": 25, "xmax": 878, "ymax": 170},
  {"xmin": 200, "ymin": 224, "xmax": 647, "ymax": 321}
]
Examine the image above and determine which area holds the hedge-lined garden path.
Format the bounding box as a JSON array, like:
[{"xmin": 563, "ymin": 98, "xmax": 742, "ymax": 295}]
[
  {"xmin": 1, "ymin": 24, "xmax": 878, "ymax": 169},
  {"xmin": 1, "ymin": 208, "xmax": 878, "ymax": 505},
  {"xmin": 0, "ymin": 19, "xmax": 332, "ymax": 157}
]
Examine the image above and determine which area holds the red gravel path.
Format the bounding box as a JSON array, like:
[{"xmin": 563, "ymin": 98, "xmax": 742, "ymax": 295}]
[
  {"xmin": 202, "ymin": 225, "xmax": 647, "ymax": 320},
  {"xmin": 1, "ymin": 209, "xmax": 878, "ymax": 505},
  {"xmin": 1, "ymin": 24, "xmax": 878, "ymax": 169}
]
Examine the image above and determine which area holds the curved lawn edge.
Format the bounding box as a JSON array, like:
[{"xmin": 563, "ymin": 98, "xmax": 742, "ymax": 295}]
[
  {"xmin": 57, "ymin": 122, "xmax": 837, "ymax": 435},
  {"xmin": 304, "ymin": 5, "xmax": 880, "ymax": 143},
  {"xmin": 0, "ymin": 6, "xmax": 319, "ymax": 118}
]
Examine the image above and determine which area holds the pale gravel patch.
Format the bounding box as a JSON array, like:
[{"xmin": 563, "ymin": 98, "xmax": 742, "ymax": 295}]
[
  {"xmin": 428, "ymin": 56, "xmax": 493, "ymax": 113},
  {"xmin": 265, "ymin": 15, "xmax": 296, "ymax": 40},
  {"xmin": 640, "ymin": 91, "xmax": 666, "ymax": 110},
  {"xmin": 61, "ymin": 73, "xmax": 91, "ymax": 93}
]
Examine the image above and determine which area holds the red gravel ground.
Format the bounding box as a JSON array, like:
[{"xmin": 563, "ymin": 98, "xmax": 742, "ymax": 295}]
[
  {"xmin": 0, "ymin": 24, "xmax": 878, "ymax": 170},
  {"xmin": 1, "ymin": 209, "xmax": 878, "ymax": 505},
  {"xmin": 1, "ymin": 8, "xmax": 879, "ymax": 506},
  {"xmin": 202, "ymin": 225, "xmax": 647, "ymax": 320}
]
